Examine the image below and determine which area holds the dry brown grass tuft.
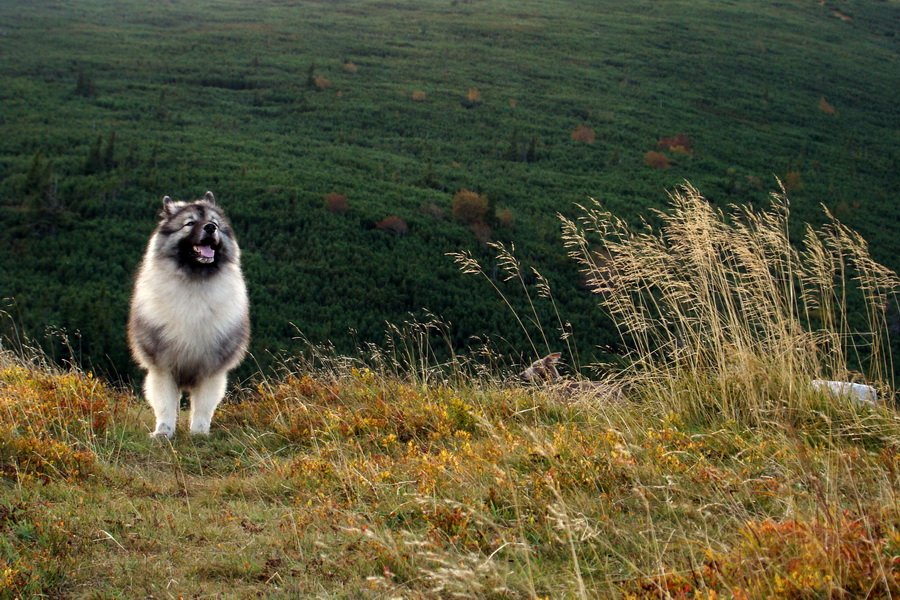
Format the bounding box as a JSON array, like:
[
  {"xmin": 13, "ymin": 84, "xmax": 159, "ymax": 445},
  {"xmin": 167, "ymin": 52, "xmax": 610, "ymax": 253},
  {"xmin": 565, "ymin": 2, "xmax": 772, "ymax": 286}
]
[{"xmin": 562, "ymin": 182, "xmax": 898, "ymax": 425}]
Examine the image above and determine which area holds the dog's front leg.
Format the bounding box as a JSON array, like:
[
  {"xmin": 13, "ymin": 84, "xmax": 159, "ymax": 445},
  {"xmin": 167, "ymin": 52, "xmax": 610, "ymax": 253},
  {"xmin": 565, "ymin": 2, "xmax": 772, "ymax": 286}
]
[
  {"xmin": 188, "ymin": 372, "xmax": 227, "ymax": 435},
  {"xmin": 145, "ymin": 369, "xmax": 180, "ymax": 439}
]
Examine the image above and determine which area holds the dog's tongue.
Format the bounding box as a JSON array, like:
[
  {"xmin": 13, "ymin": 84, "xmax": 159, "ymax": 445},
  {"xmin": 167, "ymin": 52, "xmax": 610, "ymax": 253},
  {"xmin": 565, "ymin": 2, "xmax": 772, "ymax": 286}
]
[{"xmin": 198, "ymin": 246, "xmax": 215, "ymax": 259}]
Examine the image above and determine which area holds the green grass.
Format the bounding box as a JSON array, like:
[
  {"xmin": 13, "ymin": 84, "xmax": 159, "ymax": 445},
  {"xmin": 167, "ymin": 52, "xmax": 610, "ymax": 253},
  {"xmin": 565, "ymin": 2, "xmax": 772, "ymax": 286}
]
[{"xmin": 1, "ymin": 0, "xmax": 898, "ymax": 381}]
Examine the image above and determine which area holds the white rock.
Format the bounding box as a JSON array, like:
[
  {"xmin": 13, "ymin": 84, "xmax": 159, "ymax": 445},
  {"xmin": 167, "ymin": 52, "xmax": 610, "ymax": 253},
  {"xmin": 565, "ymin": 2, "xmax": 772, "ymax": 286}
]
[{"xmin": 811, "ymin": 379, "xmax": 878, "ymax": 405}]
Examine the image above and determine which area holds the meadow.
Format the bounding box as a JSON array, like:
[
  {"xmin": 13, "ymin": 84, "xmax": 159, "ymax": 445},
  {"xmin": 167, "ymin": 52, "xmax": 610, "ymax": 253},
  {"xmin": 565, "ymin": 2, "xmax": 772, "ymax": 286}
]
[
  {"xmin": 1, "ymin": 0, "xmax": 899, "ymax": 381},
  {"xmin": 2, "ymin": 185, "xmax": 899, "ymax": 598},
  {"xmin": 5, "ymin": 353, "xmax": 898, "ymax": 599}
]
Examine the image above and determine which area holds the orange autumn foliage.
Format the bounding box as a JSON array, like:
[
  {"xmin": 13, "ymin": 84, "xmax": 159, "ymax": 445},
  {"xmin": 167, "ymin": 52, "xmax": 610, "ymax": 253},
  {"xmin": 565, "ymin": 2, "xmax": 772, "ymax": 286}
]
[
  {"xmin": 644, "ymin": 150, "xmax": 670, "ymax": 169},
  {"xmin": 375, "ymin": 215, "xmax": 408, "ymax": 236},
  {"xmin": 570, "ymin": 124, "xmax": 596, "ymax": 144},
  {"xmin": 325, "ymin": 193, "xmax": 349, "ymax": 215},
  {"xmin": 818, "ymin": 95, "xmax": 836, "ymax": 114},
  {"xmin": 451, "ymin": 189, "xmax": 489, "ymax": 225},
  {"xmin": 496, "ymin": 208, "xmax": 514, "ymax": 229},
  {"xmin": 657, "ymin": 133, "xmax": 692, "ymax": 153}
]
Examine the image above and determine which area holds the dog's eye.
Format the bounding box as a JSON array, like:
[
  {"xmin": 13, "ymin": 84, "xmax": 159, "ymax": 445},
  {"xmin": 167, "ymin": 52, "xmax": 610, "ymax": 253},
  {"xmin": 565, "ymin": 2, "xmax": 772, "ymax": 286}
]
[{"xmin": 184, "ymin": 220, "xmax": 195, "ymax": 227}]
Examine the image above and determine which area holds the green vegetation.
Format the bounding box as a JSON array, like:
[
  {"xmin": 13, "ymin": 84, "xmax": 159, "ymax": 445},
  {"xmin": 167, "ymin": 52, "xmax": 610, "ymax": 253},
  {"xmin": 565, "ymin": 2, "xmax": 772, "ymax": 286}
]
[
  {"xmin": 2, "ymin": 1, "xmax": 899, "ymax": 596},
  {"xmin": 1, "ymin": 0, "xmax": 898, "ymax": 381},
  {"xmin": 2, "ymin": 187, "xmax": 899, "ymax": 596}
]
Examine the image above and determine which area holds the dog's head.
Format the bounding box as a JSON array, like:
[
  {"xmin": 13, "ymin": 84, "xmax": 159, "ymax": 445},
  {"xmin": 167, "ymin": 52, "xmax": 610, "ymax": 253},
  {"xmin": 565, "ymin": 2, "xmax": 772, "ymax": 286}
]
[
  {"xmin": 520, "ymin": 352, "xmax": 562, "ymax": 382},
  {"xmin": 153, "ymin": 191, "xmax": 239, "ymax": 274}
]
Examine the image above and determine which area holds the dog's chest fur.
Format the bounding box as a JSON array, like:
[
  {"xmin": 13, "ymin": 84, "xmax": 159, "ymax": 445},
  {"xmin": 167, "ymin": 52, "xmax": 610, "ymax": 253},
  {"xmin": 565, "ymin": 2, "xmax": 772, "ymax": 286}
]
[{"xmin": 131, "ymin": 238, "xmax": 248, "ymax": 370}]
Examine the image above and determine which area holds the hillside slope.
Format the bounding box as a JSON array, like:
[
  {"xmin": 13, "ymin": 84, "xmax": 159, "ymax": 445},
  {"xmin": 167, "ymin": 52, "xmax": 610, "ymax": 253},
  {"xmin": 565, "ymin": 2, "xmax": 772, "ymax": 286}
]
[
  {"xmin": 1, "ymin": 348, "xmax": 899, "ymax": 598},
  {"xmin": 0, "ymin": 0, "xmax": 898, "ymax": 380}
]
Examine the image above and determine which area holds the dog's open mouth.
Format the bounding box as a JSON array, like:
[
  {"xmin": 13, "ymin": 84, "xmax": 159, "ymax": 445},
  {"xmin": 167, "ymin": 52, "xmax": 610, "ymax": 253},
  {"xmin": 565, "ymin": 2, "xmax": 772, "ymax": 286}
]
[{"xmin": 193, "ymin": 245, "xmax": 216, "ymax": 264}]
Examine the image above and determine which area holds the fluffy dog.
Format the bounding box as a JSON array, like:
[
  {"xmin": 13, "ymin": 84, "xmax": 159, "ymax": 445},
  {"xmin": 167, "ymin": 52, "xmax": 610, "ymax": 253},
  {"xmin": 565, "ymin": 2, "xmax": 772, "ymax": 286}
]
[{"xmin": 128, "ymin": 191, "xmax": 249, "ymax": 438}]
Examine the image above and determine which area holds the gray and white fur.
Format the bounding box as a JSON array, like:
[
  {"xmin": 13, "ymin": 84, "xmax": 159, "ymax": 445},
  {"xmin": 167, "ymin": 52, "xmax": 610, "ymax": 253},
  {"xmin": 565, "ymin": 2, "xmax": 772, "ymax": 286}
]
[
  {"xmin": 520, "ymin": 353, "xmax": 622, "ymax": 401},
  {"xmin": 129, "ymin": 191, "xmax": 249, "ymax": 438}
]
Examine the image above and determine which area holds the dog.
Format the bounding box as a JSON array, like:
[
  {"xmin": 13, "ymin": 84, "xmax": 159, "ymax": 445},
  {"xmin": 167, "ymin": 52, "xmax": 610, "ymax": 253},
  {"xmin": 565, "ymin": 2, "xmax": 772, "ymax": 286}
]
[
  {"xmin": 520, "ymin": 352, "xmax": 622, "ymax": 401},
  {"xmin": 128, "ymin": 191, "xmax": 250, "ymax": 438},
  {"xmin": 520, "ymin": 352, "xmax": 564, "ymax": 383}
]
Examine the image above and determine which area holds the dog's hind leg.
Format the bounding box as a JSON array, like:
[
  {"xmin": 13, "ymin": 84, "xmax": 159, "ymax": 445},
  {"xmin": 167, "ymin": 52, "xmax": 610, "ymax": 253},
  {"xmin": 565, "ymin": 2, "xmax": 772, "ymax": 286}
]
[
  {"xmin": 188, "ymin": 372, "xmax": 227, "ymax": 435},
  {"xmin": 145, "ymin": 369, "xmax": 180, "ymax": 439}
]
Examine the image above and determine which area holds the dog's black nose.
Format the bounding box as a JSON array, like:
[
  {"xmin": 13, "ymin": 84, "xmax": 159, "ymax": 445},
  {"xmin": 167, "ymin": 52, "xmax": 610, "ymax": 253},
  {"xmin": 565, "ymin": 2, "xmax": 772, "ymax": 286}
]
[{"xmin": 203, "ymin": 223, "xmax": 217, "ymax": 234}]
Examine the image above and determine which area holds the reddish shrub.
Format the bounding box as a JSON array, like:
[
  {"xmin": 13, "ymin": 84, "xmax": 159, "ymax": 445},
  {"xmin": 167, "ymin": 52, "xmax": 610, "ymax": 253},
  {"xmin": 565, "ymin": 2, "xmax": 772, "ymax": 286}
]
[
  {"xmin": 375, "ymin": 215, "xmax": 408, "ymax": 236},
  {"xmin": 343, "ymin": 62, "xmax": 359, "ymax": 74},
  {"xmin": 325, "ymin": 193, "xmax": 348, "ymax": 215},
  {"xmin": 818, "ymin": 95, "xmax": 836, "ymax": 114},
  {"xmin": 314, "ymin": 75, "xmax": 330, "ymax": 90},
  {"xmin": 657, "ymin": 133, "xmax": 692, "ymax": 153},
  {"xmin": 832, "ymin": 8, "xmax": 852, "ymax": 21},
  {"xmin": 570, "ymin": 124, "xmax": 596, "ymax": 144},
  {"xmin": 412, "ymin": 90, "xmax": 427, "ymax": 102},
  {"xmin": 467, "ymin": 87, "xmax": 482, "ymax": 103},
  {"xmin": 452, "ymin": 189, "xmax": 489, "ymax": 225},
  {"xmin": 644, "ymin": 150, "xmax": 670, "ymax": 169}
]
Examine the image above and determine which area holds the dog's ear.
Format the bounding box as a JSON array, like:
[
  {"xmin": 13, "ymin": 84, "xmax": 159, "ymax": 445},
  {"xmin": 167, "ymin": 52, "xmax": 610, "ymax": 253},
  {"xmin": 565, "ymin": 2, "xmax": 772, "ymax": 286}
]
[
  {"xmin": 544, "ymin": 352, "xmax": 562, "ymax": 365},
  {"xmin": 204, "ymin": 191, "xmax": 216, "ymax": 205},
  {"xmin": 162, "ymin": 196, "xmax": 177, "ymax": 215}
]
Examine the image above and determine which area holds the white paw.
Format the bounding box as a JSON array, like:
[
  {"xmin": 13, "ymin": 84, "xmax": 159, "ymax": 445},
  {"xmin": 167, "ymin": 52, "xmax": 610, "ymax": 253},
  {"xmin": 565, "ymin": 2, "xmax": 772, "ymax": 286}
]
[
  {"xmin": 190, "ymin": 421, "xmax": 211, "ymax": 436},
  {"xmin": 151, "ymin": 423, "xmax": 175, "ymax": 440}
]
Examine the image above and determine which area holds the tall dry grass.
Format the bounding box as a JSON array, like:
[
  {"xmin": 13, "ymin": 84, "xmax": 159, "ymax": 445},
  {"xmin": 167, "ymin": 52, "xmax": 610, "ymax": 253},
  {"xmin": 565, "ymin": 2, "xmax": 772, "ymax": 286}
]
[
  {"xmin": 449, "ymin": 241, "xmax": 579, "ymax": 370},
  {"xmin": 561, "ymin": 183, "xmax": 898, "ymax": 424}
]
